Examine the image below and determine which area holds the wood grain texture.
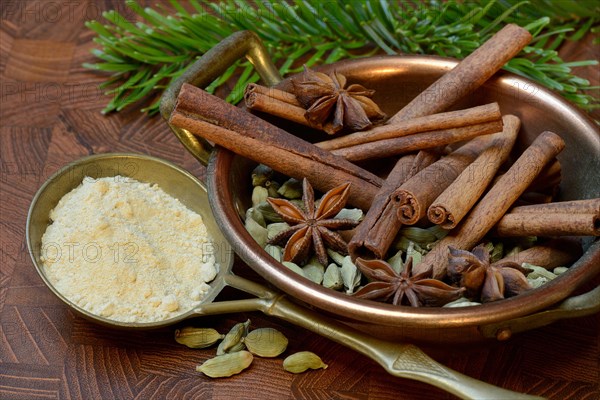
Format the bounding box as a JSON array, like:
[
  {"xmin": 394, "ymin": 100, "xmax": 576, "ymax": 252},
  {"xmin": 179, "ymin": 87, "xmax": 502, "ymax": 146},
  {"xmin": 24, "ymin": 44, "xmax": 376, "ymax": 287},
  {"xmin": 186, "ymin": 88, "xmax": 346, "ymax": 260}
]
[{"xmin": 1, "ymin": 1, "xmax": 598, "ymax": 399}]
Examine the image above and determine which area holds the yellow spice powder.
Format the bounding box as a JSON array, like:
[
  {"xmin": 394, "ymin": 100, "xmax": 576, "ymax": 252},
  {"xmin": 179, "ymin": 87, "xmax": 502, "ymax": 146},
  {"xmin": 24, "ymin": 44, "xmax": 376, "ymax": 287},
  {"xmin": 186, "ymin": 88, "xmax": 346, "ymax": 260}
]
[{"xmin": 40, "ymin": 176, "xmax": 218, "ymax": 323}]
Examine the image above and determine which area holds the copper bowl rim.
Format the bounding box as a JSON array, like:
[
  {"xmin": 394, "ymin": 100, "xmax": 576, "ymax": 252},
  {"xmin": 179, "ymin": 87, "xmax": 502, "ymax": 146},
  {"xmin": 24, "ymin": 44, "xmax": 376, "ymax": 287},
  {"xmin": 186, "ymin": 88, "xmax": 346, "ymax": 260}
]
[{"xmin": 206, "ymin": 55, "xmax": 600, "ymax": 329}]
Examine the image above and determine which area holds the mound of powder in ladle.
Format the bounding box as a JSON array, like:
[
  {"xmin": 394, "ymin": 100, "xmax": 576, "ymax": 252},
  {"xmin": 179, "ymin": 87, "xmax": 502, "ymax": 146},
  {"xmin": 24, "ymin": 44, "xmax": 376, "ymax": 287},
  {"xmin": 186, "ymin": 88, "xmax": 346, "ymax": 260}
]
[{"xmin": 40, "ymin": 176, "xmax": 218, "ymax": 323}]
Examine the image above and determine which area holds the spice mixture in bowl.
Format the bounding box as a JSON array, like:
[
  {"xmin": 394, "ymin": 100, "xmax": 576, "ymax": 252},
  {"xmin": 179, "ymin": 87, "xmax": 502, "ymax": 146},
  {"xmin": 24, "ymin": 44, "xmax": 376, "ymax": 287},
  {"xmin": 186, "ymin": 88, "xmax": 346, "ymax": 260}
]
[
  {"xmin": 163, "ymin": 26, "xmax": 599, "ymax": 343},
  {"xmin": 196, "ymin": 56, "xmax": 599, "ymax": 343}
]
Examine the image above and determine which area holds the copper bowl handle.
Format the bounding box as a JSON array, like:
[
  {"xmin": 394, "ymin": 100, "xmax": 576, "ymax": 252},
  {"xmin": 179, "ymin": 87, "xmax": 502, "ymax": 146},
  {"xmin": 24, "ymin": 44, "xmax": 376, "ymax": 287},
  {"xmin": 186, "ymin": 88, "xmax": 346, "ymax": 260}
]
[{"xmin": 159, "ymin": 30, "xmax": 281, "ymax": 165}]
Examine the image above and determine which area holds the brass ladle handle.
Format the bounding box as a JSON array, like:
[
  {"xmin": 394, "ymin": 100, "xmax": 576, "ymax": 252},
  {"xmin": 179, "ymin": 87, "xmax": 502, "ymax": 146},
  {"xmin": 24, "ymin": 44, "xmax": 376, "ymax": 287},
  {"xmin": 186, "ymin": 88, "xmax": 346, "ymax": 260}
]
[
  {"xmin": 194, "ymin": 274, "xmax": 542, "ymax": 400},
  {"xmin": 159, "ymin": 30, "xmax": 281, "ymax": 165}
]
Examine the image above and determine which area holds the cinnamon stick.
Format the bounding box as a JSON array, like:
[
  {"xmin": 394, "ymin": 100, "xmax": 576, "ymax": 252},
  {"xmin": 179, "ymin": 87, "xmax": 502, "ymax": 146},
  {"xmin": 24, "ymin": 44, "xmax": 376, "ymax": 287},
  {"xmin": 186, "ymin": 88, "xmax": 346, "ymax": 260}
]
[
  {"xmin": 493, "ymin": 159, "xmax": 562, "ymax": 196},
  {"xmin": 510, "ymin": 198, "xmax": 600, "ymax": 215},
  {"xmin": 348, "ymin": 151, "xmax": 438, "ymax": 260},
  {"xmin": 491, "ymin": 238, "xmax": 583, "ymax": 270},
  {"xmin": 393, "ymin": 134, "xmax": 498, "ymax": 226},
  {"xmin": 244, "ymin": 84, "xmax": 336, "ymax": 134},
  {"xmin": 494, "ymin": 213, "xmax": 600, "ymax": 237},
  {"xmin": 347, "ymin": 24, "xmax": 531, "ymax": 260},
  {"xmin": 331, "ymin": 119, "xmax": 503, "ymax": 162},
  {"xmin": 517, "ymin": 192, "xmax": 554, "ymax": 205},
  {"xmin": 169, "ymin": 83, "xmax": 382, "ymax": 210},
  {"xmin": 388, "ymin": 24, "xmax": 532, "ymax": 123},
  {"xmin": 417, "ymin": 131, "xmax": 566, "ymax": 278},
  {"xmin": 527, "ymin": 159, "xmax": 562, "ymax": 193},
  {"xmin": 316, "ymin": 103, "xmax": 502, "ymax": 151},
  {"xmin": 245, "ymin": 83, "xmax": 301, "ymax": 106},
  {"xmin": 428, "ymin": 115, "xmax": 520, "ymax": 229}
]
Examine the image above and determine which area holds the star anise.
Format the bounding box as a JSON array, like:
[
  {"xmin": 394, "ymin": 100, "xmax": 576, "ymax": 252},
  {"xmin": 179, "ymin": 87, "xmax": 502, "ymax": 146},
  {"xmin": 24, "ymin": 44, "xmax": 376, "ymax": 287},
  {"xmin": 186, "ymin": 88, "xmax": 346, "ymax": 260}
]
[
  {"xmin": 447, "ymin": 244, "xmax": 532, "ymax": 303},
  {"xmin": 267, "ymin": 178, "xmax": 360, "ymax": 266},
  {"xmin": 354, "ymin": 257, "xmax": 465, "ymax": 307},
  {"xmin": 292, "ymin": 66, "xmax": 386, "ymax": 134}
]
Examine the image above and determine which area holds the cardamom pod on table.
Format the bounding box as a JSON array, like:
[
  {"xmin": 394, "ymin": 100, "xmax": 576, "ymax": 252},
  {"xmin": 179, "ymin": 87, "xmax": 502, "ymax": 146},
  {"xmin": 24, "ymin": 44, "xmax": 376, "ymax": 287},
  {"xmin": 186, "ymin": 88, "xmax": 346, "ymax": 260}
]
[{"xmin": 197, "ymin": 351, "xmax": 254, "ymax": 378}]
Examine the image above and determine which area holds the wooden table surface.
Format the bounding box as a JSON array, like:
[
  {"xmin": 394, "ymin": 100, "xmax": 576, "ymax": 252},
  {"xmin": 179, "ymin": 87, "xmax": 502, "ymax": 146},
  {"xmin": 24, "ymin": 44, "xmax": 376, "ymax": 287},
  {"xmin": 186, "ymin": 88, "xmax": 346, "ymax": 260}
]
[{"xmin": 1, "ymin": 2, "xmax": 598, "ymax": 399}]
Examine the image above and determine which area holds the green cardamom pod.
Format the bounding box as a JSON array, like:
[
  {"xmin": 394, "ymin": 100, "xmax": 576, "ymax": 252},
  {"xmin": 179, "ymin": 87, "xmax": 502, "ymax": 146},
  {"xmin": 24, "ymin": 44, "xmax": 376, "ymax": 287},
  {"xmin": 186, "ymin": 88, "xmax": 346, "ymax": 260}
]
[
  {"xmin": 256, "ymin": 201, "xmax": 284, "ymax": 223},
  {"xmin": 243, "ymin": 328, "xmax": 288, "ymax": 357},
  {"xmin": 245, "ymin": 217, "xmax": 268, "ymax": 247},
  {"xmin": 252, "ymin": 186, "xmax": 269, "ymax": 207},
  {"xmin": 196, "ymin": 351, "xmax": 254, "ymax": 378},
  {"xmin": 267, "ymin": 222, "xmax": 291, "ymax": 241},
  {"xmin": 341, "ymin": 256, "xmax": 361, "ymax": 294},
  {"xmin": 264, "ymin": 244, "xmax": 282, "ymax": 262},
  {"xmin": 333, "ymin": 208, "xmax": 363, "ymax": 221},
  {"xmin": 400, "ymin": 226, "xmax": 437, "ymax": 245},
  {"xmin": 217, "ymin": 319, "xmax": 251, "ymax": 355},
  {"xmin": 283, "ymin": 351, "xmax": 327, "ymax": 374},
  {"xmin": 265, "ymin": 180, "xmax": 281, "ymax": 198},
  {"xmin": 246, "ymin": 207, "xmax": 266, "ymax": 228},
  {"xmin": 490, "ymin": 242, "xmax": 504, "ymax": 263},
  {"xmin": 322, "ymin": 263, "xmax": 343, "ymax": 290},
  {"xmin": 302, "ymin": 258, "xmax": 325, "ymax": 284},
  {"xmin": 326, "ymin": 249, "xmax": 345, "ymax": 266},
  {"xmin": 406, "ymin": 241, "xmax": 423, "ymax": 265},
  {"xmin": 282, "ymin": 261, "xmax": 306, "ymax": 278},
  {"xmin": 174, "ymin": 327, "xmax": 224, "ymax": 349},
  {"xmin": 386, "ymin": 250, "xmax": 404, "ymax": 274},
  {"xmin": 251, "ymin": 164, "xmax": 274, "ymax": 187},
  {"xmin": 523, "ymin": 263, "xmax": 557, "ymax": 280},
  {"xmin": 277, "ymin": 178, "xmax": 303, "ymax": 199},
  {"xmin": 428, "ymin": 224, "xmax": 449, "ymax": 240}
]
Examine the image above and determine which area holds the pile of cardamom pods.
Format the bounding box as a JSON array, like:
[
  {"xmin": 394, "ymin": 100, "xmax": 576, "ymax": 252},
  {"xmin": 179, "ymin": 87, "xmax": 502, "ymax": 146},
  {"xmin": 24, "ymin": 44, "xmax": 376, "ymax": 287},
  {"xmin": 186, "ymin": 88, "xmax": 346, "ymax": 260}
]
[
  {"xmin": 175, "ymin": 319, "xmax": 327, "ymax": 378},
  {"xmin": 245, "ymin": 166, "xmax": 570, "ymax": 307}
]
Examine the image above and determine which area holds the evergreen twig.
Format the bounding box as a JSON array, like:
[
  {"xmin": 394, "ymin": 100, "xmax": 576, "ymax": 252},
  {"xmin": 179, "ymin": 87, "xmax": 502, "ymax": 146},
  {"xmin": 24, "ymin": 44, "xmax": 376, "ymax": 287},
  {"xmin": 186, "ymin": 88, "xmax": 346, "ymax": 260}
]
[{"xmin": 83, "ymin": 0, "xmax": 599, "ymax": 115}]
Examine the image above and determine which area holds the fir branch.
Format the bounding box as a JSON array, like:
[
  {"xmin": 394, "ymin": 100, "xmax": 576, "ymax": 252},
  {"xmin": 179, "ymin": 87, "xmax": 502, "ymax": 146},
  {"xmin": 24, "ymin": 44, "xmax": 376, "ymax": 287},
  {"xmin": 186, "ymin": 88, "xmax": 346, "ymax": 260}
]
[{"xmin": 84, "ymin": 0, "xmax": 599, "ymax": 115}]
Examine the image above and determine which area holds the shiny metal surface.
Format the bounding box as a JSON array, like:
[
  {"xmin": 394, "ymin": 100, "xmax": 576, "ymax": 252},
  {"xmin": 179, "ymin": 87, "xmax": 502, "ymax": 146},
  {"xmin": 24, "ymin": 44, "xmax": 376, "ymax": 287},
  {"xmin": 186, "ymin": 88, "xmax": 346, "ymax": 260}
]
[
  {"xmin": 203, "ymin": 56, "xmax": 600, "ymax": 342},
  {"xmin": 157, "ymin": 30, "xmax": 599, "ymax": 342}
]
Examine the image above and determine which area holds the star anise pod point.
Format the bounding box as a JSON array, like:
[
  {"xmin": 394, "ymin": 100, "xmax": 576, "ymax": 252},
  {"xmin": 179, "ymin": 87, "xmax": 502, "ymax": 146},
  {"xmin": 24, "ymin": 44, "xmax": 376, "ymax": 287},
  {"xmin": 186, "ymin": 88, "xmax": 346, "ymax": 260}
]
[
  {"xmin": 292, "ymin": 66, "xmax": 386, "ymax": 134},
  {"xmin": 447, "ymin": 244, "xmax": 532, "ymax": 303},
  {"xmin": 354, "ymin": 257, "xmax": 465, "ymax": 307},
  {"xmin": 267, "ymin": 178, "xmax": 359, "ymax": 266}
]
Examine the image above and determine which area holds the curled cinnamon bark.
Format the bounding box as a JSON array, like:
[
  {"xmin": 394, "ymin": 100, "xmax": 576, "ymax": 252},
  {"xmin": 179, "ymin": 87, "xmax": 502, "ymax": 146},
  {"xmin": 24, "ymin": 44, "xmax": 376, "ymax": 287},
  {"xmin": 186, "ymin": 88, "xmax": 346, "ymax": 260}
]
[
  {"xmin": 417, "ymin": 131, "xmax": 566, "ymax": 278},
  {"xmin": 316, "ymin": 103, "xmax": 502, "ymax": 151},
  {"xmin": 491, "ymin": 238, "xmax": 583, "ymax": 270},
  {"xmin": 245, "ymin": 83, "xmax": 301, "ymax": 106},
  {"xmin": 388, "ymin": 24, "xmax": 532, "ymax": 123},
  {"xmin": 331, "ymin": 120, "xmax": 503, "ymax": 162},
  {"xmin": 170, "ymin": 84, "xmax": 382, "ymax": 210},
  {"xmin": 509, "ymin": 198, "xmax": 600, "ymax": 215},
  {"xmin": 244, "ymin": 83, "xmax": 336, "ymax": 134},
  {"xmin": 393, "ymin": 134, "xmax": 498, "ymax": 226},
  {"xmin": 427, "ymin": 115, "xmax": 520, "ymax": 229},
  {"xmin": 348, "ymin": 151, "xmax": 438, "ymax": 261},
  {"xmin": 494, "ymin": 212, "xmax": 600, "ymax": 237}
]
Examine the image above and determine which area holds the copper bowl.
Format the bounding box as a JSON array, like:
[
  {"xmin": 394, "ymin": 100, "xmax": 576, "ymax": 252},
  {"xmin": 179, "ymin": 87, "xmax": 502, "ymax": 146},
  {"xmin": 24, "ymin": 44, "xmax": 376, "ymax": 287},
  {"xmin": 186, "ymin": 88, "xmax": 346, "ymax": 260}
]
[{"xmin": 163, "ymin": 34, "xmax": 600, "ymax": 343}]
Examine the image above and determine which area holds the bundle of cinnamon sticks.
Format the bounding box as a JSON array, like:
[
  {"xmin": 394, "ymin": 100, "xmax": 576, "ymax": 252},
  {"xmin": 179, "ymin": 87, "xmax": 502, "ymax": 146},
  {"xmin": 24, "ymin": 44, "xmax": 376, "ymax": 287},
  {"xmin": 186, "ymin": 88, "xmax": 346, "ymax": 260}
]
[{"xmin": 169, "ymin": 23, "xmax": 598, "ymax": 289}]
